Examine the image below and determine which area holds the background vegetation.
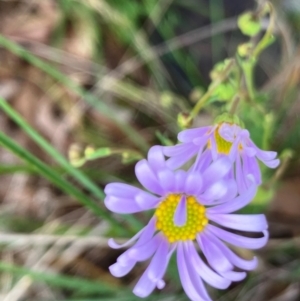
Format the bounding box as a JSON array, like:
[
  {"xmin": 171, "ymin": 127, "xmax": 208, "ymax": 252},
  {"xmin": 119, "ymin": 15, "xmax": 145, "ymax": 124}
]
[{"xmin": 0, "ymin": 0, "xmax": 300, "ymax": 300}]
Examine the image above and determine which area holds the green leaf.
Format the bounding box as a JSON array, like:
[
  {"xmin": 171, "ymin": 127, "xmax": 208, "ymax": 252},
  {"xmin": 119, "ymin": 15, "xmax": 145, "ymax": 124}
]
[
  {"xmin": 210, "ymin": 59, "xmax": 233, "ymax": 81},
  {"xmin": 238, "ymin": 12, "xmax": 261, "ymax": 37},
  {"xmin": 212, "ymin": 81, "xmax": 237, "ymax": 101}
]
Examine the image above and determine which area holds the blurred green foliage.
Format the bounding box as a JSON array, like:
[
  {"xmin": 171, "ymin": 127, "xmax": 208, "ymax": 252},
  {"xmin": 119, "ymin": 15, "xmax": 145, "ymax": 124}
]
[{"xmin": 0, "ymin": 0, "xmax": 299, "ymax": 300}]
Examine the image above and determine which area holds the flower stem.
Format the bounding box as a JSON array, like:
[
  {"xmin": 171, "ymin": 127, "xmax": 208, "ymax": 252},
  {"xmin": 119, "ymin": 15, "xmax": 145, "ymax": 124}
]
[
  {"xmin": 253, "ymin": 2, "xmax": 276, "ymax": 59},
  {"xmin": 190, "ymin": 59, "xmax": 235, "ymax": 118},
  {"xmin": 241, "ymin": 58, "xmax": 256, "ymax": 100},
  {"xmin": 229, "ymin": 94, "xmax": 241, "ymax": 115}
]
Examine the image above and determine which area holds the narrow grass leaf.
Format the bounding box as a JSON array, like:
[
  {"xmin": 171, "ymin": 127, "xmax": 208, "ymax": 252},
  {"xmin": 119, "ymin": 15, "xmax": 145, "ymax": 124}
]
[{"xmin": 0, "ymin": 131, "xmax": 128, "ymax": 234}]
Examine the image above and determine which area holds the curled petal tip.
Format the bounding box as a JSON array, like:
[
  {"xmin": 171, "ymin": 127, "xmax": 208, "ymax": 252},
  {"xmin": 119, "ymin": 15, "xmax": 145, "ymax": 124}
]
[{"xmin": 157, "ymin": 279, "xmax": 165, "ymax": 289}]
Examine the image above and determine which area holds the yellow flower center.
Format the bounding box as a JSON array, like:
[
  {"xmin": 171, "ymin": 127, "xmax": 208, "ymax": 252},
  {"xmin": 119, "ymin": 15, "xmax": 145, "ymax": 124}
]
[
  {"xmin": 214, "ymin": 126, "xmax": 232, "ymax": 155},
  {"xmin": 155, "ymin": 194, "xmax": 208, "ymax": 243},
  {"xmin": 206, "ymin": 124, "xmax": 244, "ymax": 155}
]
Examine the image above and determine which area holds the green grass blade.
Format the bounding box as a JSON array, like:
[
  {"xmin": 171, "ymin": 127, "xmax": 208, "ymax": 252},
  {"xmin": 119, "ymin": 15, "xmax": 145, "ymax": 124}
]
[
  {"xmin": 0, "ymin": 98, "xmax": 105, "ymax": 199},
  {"xmin": 0, "ymin": 262, "xmax": 115, "ymax": 295},
  {"xmin": 0, "ymin": 131, "xmax": 127, "ymax": 234},
  {"xmin": 0, "ymin": 98, "xmax": 143, "ymax": 231},
  {"xmin": 0, "ymin": 35, "xmax": 149, "ymax": 152},
  {"xmin": 0, "ymin": 164, "xmax": 36, "ymax": 175}
]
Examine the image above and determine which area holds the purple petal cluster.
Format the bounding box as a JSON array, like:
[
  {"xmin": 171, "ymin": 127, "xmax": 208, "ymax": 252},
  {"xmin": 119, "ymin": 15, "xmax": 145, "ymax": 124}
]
[
  {"xmin": 104, "ymin": 136, "xmax": 275, "ymax": 300},
  {"xmin": 163, "ymin": 122, "xmax": 279, "ymax": 194}
]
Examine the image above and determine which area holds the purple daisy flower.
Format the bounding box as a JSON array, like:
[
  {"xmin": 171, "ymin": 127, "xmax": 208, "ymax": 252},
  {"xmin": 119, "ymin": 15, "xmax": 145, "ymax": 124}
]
[
  {"xmin": 163, "ymin": 122, "xmax": 280, "ymax": 194},
  {"xmin": 104, "ymin": 146, "xmax": 268, "ymax": 301}
]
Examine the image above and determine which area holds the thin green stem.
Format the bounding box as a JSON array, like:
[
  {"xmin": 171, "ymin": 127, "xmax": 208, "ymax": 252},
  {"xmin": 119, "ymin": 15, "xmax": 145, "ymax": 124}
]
[
  {"xmin": 268, "ymin": 150, "xmax": 293, "ymax": 187},
  {"xmin": 190, "ymin": 59, "xmax": 235, "ymax": 118},
  {"xmin": 241, "ymin": 59, "xmax": 256, "ymax": 100},
  {"xmin": 229, "ymin": 94, "xmax": 241, "ymax": 115},
  {"xmin": 253, "ymin": 2, "xmax": 276, "ymax": 59}
]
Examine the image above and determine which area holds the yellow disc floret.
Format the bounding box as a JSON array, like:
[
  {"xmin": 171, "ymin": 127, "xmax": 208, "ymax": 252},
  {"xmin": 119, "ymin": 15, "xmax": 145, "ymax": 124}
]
[
  {"xmin": 214, "ymin": 125, "xmax": 232, "ymax": 155},
  {"xmin": 155, "ymin": 194, "xmax": 208, "ymax": 243},
  {"xmin": 207, "ymin": 123, "xmax": 244, "ymax": 154}
]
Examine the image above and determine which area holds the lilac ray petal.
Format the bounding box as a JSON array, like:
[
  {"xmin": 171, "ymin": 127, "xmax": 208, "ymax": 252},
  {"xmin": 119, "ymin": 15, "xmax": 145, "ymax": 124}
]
[
  {"xmin": 108, "ymin": 218, "xmax": 155, "ymax": 249},
  {"xmin": 210, "ymin": 133, "xmax": 218, "ymax": 161},
  {"xmin": 193, "ymin": 135, "xmax": 210, "ymax": 146},
  {"xmin": 177, "ymin": 243, "xmax": 209, "ymax": 301},
  {"xmin": 228, "ymin": 141, "xmax": 239, "ymax": 163},
  {"xmin": 207, "ymin": 181, "xmax": 257, "ymax": 214},
  {"xmin": 192, "ymin": 148, "xmax": 213, "ymax": 172},
  {"xmin": 178, "ymin": 126, "xmax": 211, "ymax": 143},
  {"xmin": 163, "ymin": 143, "xmax": 195, "ymax": 156},
  {"xmin": 132, "ymin": 269, "xmax": 157, "ymax": 298},
  {"xmin": 175, "ymin": 170, "xmax": 187, "ymax": 192},
  {"xmin": 200, "ymin": 180, "xmax": 227, "ymax": 201},
  {"xmin": 240, "ymin": 128, "xmax": 250, "ymax": 139},
  {"xmin": 109, "ymin": 259, "xmax": 136, "ymax": 277},
  {"xmin": 236, "ymin": 154, "xmax": 247, "ymax": 194},
  {"xmin": 152, "ymin": 244, "xmax": 176, "ymax": 287},
  {"xmin": 104, "ymin": 196, "xmax": 141, "ymax": 214},
  {"xmin": 197, "ymin": 234, "xmax": 233, "ymax": 272},
  {"xmin": 218, "ymin": 123, "xmax": 237, "ymax": 142},
  {"xmin": 156, "ymin": 280, "xmax": 165, "ymax": 289},
  {"xmin": 184, "ymin": 172, "xmax": 203, "ymax": 195},
  {"xmin": 228, "ymin": 130, "xmax": 247, "ymax": 162},
  {"xmin": 147, "ymin": 238, "xmax": 169, "ymax": 281},
  {"xmin": 166, "ymin": 147, "xmax": 198, "ymax": 170},
  {"xmin": 104, "ymin": 183, "xmax": 142, "ymax": 197},
  {"xmin": 147, "ymin": 145, "xmax": 165, "ymax": 172},
  {"xmin": 185, "ymin": 241, "xmax": 231, "ymax": 289},
  {"xmin": 190, "ymin": 147, "xmax": 206, "ymax": 173},
  {"xmin": 105, "ymin": 184, "xmax": 159, "ymax": 211},
  {"xmin": 262, "ymin": 158, "xmax": 280, "ymax": 168},
  {"xmin": 207, "ymin": 214, "xmax": 268, "ymax": 232},
  {"xmin": 183, "ymin": 243, "xmax": 213, "ymax": 301},
  {"xmin": 135, "ymin": 159, "xmax": 164, "ymax": 195},
  {"xmin": 249, "ymin": 143, "xmax": 277, "ymax": 161},
  {"xmin": 174, "ymin": 195, "xmax": 187, "ymax": 226},
  {"xmin": 167, "ymin": 243, "xmax": 177, "ymax": 259},
  {"xmin": 116, "ymin": 252, "xmax": 132, "ymax": 267},
  {"xmin": 207, "ymin": 224, "xmax": 269, "ymax": 249},
  {"xmin": 217, "ymin": 179, "xmax": 237, "ymax": 203},
  {"xmin": 242, "ymin": 155, "xmax": 261, "ymax": 185},
  {"xmin": 227, "ymin": 166, "xmax": 235, "ymax": 181},
  {"xmin": 133, "ymin": 237, "xmax": 170, "ymax": 298},
  {"xmin": 206, "ymin": 232, "xmax": 258, "ymax": 270},
  {"xmin": 134, "ymin": 218, "xmax": 157, "ymax": 247},
  {"xmin": 243, "ymin": 146, "xmax": 256, "ymax": 157},
  {"xmin": 157, "ymin": 169, "xmax": 176, "ymax": 193},
  {"xmin": 135, "ymin": 193, "xmax": 160, "ymax": 210},
  {"xmin": 257, "ymin": 150, "xmax": 277, "ymax": 161},
  {"xmin": 220, "ymin": 270, "xmax": 246, "ymax": 282},
  {"xmin": 202, "ymin": 157, "xmax": 232, "ymax": 187},
  {"xmin": 128, "ymin": 235, "xmax": 161, "ymax": 261}
]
